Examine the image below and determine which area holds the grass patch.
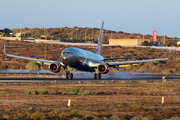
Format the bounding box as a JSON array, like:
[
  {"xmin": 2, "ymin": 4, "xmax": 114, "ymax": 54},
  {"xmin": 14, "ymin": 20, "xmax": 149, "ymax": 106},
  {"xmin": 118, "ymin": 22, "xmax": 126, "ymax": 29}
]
[
  {"xmin": 129, "ymin": 104, "xmax": 145, "ymax": 111},
  {"xmin": 163, "ymin": 68, "xmax": 177, "ymax": 74},
  {"xmin": 25, "ymin": 89, "xmax": 48, "ymax": 95},
  {"xmin": 71, "ymin": 88, "xmax": 83, "ymax": 93},
  {"xmin": 0, "ymin": 91, "xmax": 6, "ymax": 96},
  {"xmin": 31, "ymin": 111, "xmax": 46, "ymax": 120},
  {"xmin": 131, "ymin": 104, "xmax": 144, "ymax": 109}
]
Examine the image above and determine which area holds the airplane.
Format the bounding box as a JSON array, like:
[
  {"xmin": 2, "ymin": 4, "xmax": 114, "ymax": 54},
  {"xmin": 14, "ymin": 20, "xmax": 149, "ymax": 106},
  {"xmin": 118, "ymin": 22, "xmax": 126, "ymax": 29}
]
[{"xmin": 4, "ymin": 22, "xmax": 176, "ymax": 79}]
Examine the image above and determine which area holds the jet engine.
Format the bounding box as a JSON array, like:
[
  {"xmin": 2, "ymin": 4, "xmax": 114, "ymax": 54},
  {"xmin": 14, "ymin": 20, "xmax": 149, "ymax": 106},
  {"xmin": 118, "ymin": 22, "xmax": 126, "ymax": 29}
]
[
  {"xmin": 48, "ymin": 62, "xmax": 61, "ymax": 73},
  {"xmin": 97, "ymin": 63, "xmax": 109, "ymax": 74}
]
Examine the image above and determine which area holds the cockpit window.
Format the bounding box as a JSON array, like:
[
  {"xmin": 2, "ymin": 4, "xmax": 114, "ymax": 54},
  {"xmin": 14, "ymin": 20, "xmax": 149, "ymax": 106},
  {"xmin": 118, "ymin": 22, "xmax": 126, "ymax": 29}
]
[{"xmin": 63, "ymin": 51, "xmax": 71, "ymax": 54}]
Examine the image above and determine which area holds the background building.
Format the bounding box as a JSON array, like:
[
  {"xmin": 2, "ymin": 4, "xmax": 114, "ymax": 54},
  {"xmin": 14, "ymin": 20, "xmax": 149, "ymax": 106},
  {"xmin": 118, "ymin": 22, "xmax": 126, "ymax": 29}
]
[{"xmin": 109, "ymin": 39, "xmax": 150, "ymax": 46}]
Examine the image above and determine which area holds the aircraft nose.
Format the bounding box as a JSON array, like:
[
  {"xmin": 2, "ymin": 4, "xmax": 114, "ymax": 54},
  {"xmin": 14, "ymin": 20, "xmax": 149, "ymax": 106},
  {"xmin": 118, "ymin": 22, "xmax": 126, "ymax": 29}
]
[
  {"xmin": 62, "ymin": 57, "xmax": 69, "ymax": 65},
  {"xmin": 63, "ymin": 56, "xmax": 67, "ymax": 59}
]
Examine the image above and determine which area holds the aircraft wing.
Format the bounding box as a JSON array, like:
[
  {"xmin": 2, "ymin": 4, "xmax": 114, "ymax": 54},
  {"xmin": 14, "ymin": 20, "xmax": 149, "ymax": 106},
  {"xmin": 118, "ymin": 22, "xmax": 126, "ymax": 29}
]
[
  {"xmin": 107, "ymin": 58, "xmax": 169, "ymax": 67},
  {"xmin": 4, "ymin": 43, "xmax": 63, "ymax": 65},
  {"xmin": 89, "ymin": 47, "xmax": 176, "ymax": 68},
  {"xmin": 107, "ymin": 48, "xmax": 176, "ymax": 67}
]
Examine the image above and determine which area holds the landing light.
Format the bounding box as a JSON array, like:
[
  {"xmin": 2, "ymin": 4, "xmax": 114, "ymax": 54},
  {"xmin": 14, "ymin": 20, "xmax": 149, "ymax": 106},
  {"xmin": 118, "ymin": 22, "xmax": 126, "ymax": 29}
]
[{"xmin": 88, "ymin": 62, "xmax": 92, "ymax": 66}]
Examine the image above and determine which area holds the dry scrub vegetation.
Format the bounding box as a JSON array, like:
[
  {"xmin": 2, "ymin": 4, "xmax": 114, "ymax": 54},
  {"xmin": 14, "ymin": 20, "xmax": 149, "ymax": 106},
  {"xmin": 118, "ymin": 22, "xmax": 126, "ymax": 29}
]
[
  {"xmin": 11, "ymin": 27, "xmax": 179, "ymax": 46},
  {"xmin": 0, "ymin": 81, "xmax": 180, "ymax": 119},
  {"xmin": 0, "ymin": 40, "xmax": 180, "ymax": 74}
]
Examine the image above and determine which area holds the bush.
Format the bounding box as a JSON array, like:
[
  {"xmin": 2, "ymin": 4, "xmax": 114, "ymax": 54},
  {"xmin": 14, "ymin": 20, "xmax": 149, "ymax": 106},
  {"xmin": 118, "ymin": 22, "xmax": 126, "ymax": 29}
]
[
  {"xmin": 26, "ymin": 62, "xmax": 40, "ymax": 70},
  {"xmin": 98, "ymin": 91, "xmax": 105, "ymax": 94},
  {"xmin": 69, "ymin": 110, "xmax": 89, "ymax": 118},
  {"xmin": 25, "ymin": 89, "xmax": 48, "ymax": 95},
  {"xmin": 160, "ymin": 108, "xmax": 173, "ymax": 115},
  {"xmin": 163, "ymin": 68, "xmax": 177, "ymax": 74},
  {"xmin": 110, "ymin": 114, "xmax": 122, "ymax": 120},
  {"xmin": 59, "ymin": 111, "xmax": 68, "ymax": 119},
  {"xmin": 30, "ymin": 90, "xmax": 39, "ymax": 95},
  {"xmin": 0, "ymin": 91, "xmax": 6, "ymax": 96},
  {"xmin": 5, "ymin": 109, "xmax": 11, "ymax": 113},
  {"xmin": 50, "ymin": 109, "xmax": 59, "ymax": 117},
  {"xmin": 71, "ymin": 117, "xmax": 81, "ymax": 120},
  {"xmin": 2, "ymin": 115, "xmax": 9, "ymax": 119},
  {"xmin": 117, "ymin": 104, "xmax": 121, "ymax": 108},
  {"xmin": 0, "ymin": 63, "xmax": 8, "ymax": 69},
  {"xmin": 167, "ymin": 117, "xmax": 180, "ymax": 120},
  {"xmin": 131, "ymin": 104, "xmax": 144, "ymax": 109},
  {"xmin": 25, "ymin": 107, "xmax": 34, "ymax": 111},
  {"xmin": 81, "ymin": 91, "xmax": 90, "ymax": 95},
  {"xmin": 69, "ymin": 110, "xmax": 79, "ymax": 116},
  {"xmin": 84, "ymin": 113, "xmax": 96, "ymax": 119},
  {"xmin": 130, "ymin": 116, "xmax": 154, "ymax": 120},
  {"xmin": 71, "ymin": 88, "xmax": 83, "ymax": 93},
  {"xmin": 141, "ymin": 41, "xmax": 150, "ymax": 46},
  {"xmin": 31, "ymin": 112, "xmax": 46, "ymax": 120},
  {"xmin": 25, "ymin": 90, "xmax": 32, "ymax": 95},
  {"xmin": 38, "ymin": 89, "xmax": 48, "ymax": 94},
  {"xmin": 129, "ymin": 104, "xmax": 145, "ymax": 111}
]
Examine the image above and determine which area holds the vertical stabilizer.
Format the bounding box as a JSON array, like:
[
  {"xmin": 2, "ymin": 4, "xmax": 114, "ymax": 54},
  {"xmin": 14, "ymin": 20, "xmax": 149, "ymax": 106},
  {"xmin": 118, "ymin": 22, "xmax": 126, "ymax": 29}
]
[{"xmin": 94, "ymin": 21, "xmax": 104, "ymax": 55}]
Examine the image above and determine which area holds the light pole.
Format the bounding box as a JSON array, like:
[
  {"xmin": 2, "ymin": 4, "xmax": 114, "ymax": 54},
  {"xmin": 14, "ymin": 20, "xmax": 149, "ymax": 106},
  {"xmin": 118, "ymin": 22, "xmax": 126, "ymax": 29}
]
[
  {"xmin": 162, "ymin": 31, "xmax": 166, "ymax": 46},
  {"xmin": 111, "ymin": 31, "xmax": 112, "ymax": 39},
  {"xmin": 92, "ymin": 29, "xmax": 93, "ymax": 43},
  {"xmin": 44, "ymin": 23, "xmax": 46, "ymax": 40},
  {"xmin": 20, "ymin": 20, "xmax": 21, "ymax": 40},
  {"xmin": 71, "ymin": 26, "xmax": 73, "ymax": 42},
  {"xmin": 143, "ymin": 31, "xmax": 144, "ymax": 41},
  {"xmin": 85, "ymin": 29, "xmax": 87, "ymax": 43}
]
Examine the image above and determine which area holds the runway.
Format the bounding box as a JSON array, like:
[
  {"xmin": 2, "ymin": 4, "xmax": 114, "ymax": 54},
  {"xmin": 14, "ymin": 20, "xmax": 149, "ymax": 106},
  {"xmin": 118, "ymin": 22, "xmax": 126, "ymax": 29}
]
[{"xmin": 0, "ymin": 73, "xmax": 180, "ymax": 83}]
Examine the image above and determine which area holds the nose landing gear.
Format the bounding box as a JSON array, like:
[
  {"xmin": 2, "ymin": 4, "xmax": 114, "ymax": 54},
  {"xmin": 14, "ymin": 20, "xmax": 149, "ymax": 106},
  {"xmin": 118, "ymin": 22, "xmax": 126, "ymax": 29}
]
[
  {"xmin": 66, "ymin": 71, "xmax": 73, "ymax": 79},
  {"xmin": 94, "ymin": 73, "xmax": 101, "ymax": 79}
]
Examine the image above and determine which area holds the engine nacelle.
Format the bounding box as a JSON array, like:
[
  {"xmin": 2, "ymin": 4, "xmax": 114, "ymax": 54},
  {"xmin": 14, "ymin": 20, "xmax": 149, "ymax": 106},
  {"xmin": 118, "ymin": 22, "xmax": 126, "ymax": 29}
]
[
  {"xmin": 97, "ymin": 63, "xmax": 109, "ymax": 74},
  {"xmin": 48, "ymin": 62, "xmax": 61, "ymax": 73}
]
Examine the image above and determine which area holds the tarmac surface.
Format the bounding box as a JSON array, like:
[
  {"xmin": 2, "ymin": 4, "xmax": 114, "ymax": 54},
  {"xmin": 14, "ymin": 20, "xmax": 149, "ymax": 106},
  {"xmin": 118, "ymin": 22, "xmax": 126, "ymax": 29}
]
[{"xmin": 1, "ymin": 73, "xmax": 180, "ymax": 83}]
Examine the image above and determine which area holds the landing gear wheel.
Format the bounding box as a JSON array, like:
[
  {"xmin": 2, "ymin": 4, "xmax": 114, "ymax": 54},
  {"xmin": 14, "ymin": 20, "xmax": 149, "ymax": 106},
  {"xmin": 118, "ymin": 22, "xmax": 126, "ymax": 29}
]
[
  {"xmin": 66, "ymin": 73, "xmax": 69, "ymax": 79},
  {"xmin": 98, "ymin": 74, "xmax": 101, "ymax": 79},
  {"xmin": 70, "ymin": 73, "xmax": 73, "ymax": 79},
  {"xmin": 94, "ymin": 73, "xmax": 97, "ymax": 79},
  {"xmin": 66, "ymin": 71, "xmax": 70, "ymax": 79}
]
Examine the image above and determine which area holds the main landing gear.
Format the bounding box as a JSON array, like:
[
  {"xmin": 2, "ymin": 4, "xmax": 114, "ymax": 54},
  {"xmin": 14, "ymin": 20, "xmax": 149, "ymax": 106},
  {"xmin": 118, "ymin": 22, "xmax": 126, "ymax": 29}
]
[
  {"xmin": 66, "ymin": 71, "xmax": 73, "ymax": 79},
  {"xmin": 94, "ymin": 73, "xmax": 101, "ymax": 79}
]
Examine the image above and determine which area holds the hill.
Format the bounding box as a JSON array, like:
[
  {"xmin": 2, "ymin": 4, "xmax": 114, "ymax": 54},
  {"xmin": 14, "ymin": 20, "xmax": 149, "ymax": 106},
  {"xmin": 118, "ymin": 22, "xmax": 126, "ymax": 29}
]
[{"xmin": 11, "ymin": 27, "xmax": 180, "ymax": 46}]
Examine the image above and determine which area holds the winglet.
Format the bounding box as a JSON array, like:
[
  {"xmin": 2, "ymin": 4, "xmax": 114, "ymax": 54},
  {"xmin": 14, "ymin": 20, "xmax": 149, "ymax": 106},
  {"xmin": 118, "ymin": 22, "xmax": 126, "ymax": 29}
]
[
  {"xmin": 4, "ymin": 42, "xmax": 7, "ymax": 55},
  {"xmin": 169, "ymin": 47, "xmax": 177, "ymax": 59},
  {"xmin": 94, "ymin": 21, "xmax": 104, "ymax": 55}
]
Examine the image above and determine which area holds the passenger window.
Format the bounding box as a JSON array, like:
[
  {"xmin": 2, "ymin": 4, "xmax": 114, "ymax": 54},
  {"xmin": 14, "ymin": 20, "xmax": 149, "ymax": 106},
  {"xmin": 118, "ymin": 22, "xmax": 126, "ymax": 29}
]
[{"xmin": 67, "ymin": 52, "xmax": 71, "ymax": 54}]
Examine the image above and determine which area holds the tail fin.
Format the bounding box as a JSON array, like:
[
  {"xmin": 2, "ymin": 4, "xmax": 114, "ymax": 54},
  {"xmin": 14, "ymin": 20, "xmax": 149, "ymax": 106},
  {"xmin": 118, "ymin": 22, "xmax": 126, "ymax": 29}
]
[{"xmin": 94, "ymin": 21, "xmax": 104, "ymax": 55}]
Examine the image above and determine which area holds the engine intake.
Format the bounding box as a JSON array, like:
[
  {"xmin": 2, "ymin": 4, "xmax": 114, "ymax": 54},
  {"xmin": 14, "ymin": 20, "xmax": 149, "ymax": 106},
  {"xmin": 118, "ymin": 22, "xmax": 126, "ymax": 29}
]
[
  {"xmin": 97, "ymin": 63, "xmax": 109, "ymax": 74},
  {"xmin": 48, "ymin": 62, "xmax": 61, "ymax": 73}
]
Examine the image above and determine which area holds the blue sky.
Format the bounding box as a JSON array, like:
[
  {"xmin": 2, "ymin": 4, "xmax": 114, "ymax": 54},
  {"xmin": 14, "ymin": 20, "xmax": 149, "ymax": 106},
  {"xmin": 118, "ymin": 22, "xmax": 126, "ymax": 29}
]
[{"xmin": 1, "ymin": 0, "xmax": 180, "ymax": 38}]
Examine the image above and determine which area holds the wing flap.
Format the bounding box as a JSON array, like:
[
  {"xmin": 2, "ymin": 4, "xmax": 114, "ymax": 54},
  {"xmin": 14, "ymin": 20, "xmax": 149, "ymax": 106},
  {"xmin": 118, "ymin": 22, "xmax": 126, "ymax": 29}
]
[{"xmin": 104, "ymin": 56, "xmax": 136, "ymax": 61}]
